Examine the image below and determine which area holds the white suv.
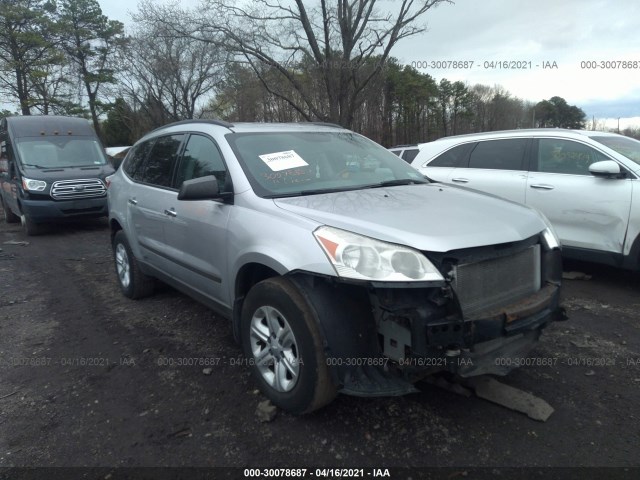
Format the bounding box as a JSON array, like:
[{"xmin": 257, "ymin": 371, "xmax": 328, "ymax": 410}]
[{"xmin": 412, "ymin": 129, "xmax": 640, "ymax": 270}]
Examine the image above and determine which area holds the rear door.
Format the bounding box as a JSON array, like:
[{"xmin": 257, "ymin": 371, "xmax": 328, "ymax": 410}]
[
  {"xmin": 127, "ymin": 135, "xmax": 185, "ymax": 269},
  {"xmin": 526, "ymin": 137, "xmax": 633, "ymax": 254},
  {"xmin": 447, "ymin": 138, "xmax": 530, "ymax": 203}
]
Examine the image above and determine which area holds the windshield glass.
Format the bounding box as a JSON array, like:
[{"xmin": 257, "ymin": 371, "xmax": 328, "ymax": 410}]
[
  {"xmin": 589, "ymin": 135, "xmax": 640, "ymax": 166},
  {"xmin": 226, "ymin": 131, "xmax": 427, "ymax": 197},
  {"xmin": 15, "ymin": 137, "xmax": 108, "ymax": 168}
]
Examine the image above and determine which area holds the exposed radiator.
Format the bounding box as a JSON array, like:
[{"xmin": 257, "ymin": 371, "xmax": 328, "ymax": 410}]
[{"xmin": 452, "ymin": 244, "xmax": 541, "ymax": 319}]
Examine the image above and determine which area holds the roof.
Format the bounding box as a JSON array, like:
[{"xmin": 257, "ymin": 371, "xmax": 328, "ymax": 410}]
[
  {"xmin": 6, "ymin": 115, "xmax": 96, "ymax": 138},
  {"xmin": 426, "ymin": 128, "xmax": 624, "ymax": 145}
]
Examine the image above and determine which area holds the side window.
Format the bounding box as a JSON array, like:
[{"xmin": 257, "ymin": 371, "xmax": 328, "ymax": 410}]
[
  {"xmin": 429, "ymin": 143, "xmax": 474, "ymax": 167},
  {"xmin": 537, "ymin": 139, "xmax": 610, "ymax": 175},
  {"xmin": 123, "ymin": 140, "xmax": 154, "ymax": 182},
  {"xmin": 468, "ymin": 139, "xmax": 528, "ymax": 170},
  {"xmin": 389, "ymin": 149, "xmax": 402, "ymax": 157},
  {"xmin": 141, "ymin": 135, "xmax": 184, "ymax": 188},
  {"xmin": 402, "ymin": 148, "xmax": 419, "ymax": 163},
  {"xmin": 176, "ymin": 135, "xmax": 228, "ymax": 191}
]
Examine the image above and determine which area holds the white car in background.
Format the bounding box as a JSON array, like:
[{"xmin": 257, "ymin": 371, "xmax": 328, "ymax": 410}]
[
  {"xmin": 411, "ymin": 129, "xmax": 640, "ymax": 270},
  {"xmin": 388, "ymin": 144, "xmax": 420, "ymax": 163}
]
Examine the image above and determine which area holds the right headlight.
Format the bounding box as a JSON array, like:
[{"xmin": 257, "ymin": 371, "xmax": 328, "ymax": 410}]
[
  {"xmin": 22, "ymin": 177, "xmax": 47, "ymax": 192},
  {"xmin": 314, "ymin": 226, "xmax": 444, "ymax": 282}
]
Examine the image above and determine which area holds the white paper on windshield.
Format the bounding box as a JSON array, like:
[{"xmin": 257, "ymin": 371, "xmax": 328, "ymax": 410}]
[{"xmin": 258, "ymin": 150, "xmax": 308, "ymax": 172}]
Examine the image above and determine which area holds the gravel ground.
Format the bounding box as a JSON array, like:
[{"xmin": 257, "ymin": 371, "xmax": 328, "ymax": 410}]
[{"xmin": 0, "ymin": 214, "xmax": 639, "ymax": 479}]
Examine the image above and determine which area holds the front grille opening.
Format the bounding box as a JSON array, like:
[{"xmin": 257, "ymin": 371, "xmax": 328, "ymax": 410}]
[{"xmin": 452, "ymin": 244, "xmax": 541, "ymax": 320}]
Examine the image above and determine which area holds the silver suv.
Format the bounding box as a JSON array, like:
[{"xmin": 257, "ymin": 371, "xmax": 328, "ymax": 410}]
[
  {"xmin": 108, "ymin": 120, "xmax": 565, "ymax": 414},
  {"xmin": 411, "ymin": 129, "xmax": 640, "ymax": 270}
]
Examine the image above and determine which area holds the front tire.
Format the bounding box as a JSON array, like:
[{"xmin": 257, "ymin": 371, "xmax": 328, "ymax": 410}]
[
  {"xmin": 21, "ymin": 214, "xmax": 44, "ymax": 235},
  {"xmin": 113, "ymin": 230, "xmax": 155, "ymax": 299},
  {"xmin": 241, "ymin": 277, "xmax": 337, "ymax": 414}
]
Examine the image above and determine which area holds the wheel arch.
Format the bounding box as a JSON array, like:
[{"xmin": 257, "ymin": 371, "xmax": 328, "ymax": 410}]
[
  {"xmin": 622, "ymin": 230, "xmax": 640, "ymax": 270},
  {"xmin": 231, "ymin": 262, "xmax": 282, "ymax": 343}
]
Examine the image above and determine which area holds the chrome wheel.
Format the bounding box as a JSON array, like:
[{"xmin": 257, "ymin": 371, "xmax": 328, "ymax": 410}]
[
  {"xmin": 249, "ymin": 306, "xmax": 300, "ymax": 392},
  {"xmin": 115, "ymin": 243, "xmax": 131, "ymax": 289}
]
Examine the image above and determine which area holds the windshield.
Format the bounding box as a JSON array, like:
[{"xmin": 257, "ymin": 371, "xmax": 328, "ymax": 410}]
[
  {"xmin": 226, "ymin": 131, "xmax": 427, "ymax": 197},
  {"xmin": 589, "ymin": 135, "xmax": 640, "ymax": 166},
  {"xmin": 15, "ymin": 137, "xmax": 108, "ymax": 168}
]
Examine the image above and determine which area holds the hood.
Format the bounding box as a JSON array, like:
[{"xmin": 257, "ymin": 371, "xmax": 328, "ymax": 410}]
[
  {"xmin": 274, "ymin": 184, "xmax": 546, "ymax": 252},
  {"xmin": 22, "ymin": 164, "xmax": 114, "ymax": 181}
]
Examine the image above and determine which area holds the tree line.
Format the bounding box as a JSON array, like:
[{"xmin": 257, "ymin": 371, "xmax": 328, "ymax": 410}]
[{"xmin": 1, "ymin": 0, "xmax": 592, "ymax": 148}]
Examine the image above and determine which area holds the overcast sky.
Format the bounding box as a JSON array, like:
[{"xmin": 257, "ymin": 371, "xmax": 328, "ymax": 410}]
[{"xmin": 31, "ymin": 0, "xmax": 640, "ymax": 127}]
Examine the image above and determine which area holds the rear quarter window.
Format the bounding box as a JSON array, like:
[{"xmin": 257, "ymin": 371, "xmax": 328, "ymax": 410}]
[{"xmin": 428, "ymin": 143, "xmax": 474, "ymax": 167}]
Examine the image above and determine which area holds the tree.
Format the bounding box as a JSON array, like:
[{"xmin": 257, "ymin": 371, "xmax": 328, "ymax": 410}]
[
  {"xmin": 101, "ymin": 97, "xmax": 135, "ymax": 146},
  {"xmin": 381, "ymin": 63, "xmax": 437, "ymax": 145},
  {"xmin": 535, "ymin": 96, "xmax": 585, "ymax": 129},
  {"xmin": 135, "ymin": 0, "xmax": 452, "ymax": 128},
  {"xmin": 117, "ymin": 18, "xmax": 226, "ymax": 133},
  {"xmin": 57, "ymin": 0, "xmax": 128, "ymax": 138},
  {"xmin": 0, "ymin": 0, "xmax": 61, "ymax": 114}
]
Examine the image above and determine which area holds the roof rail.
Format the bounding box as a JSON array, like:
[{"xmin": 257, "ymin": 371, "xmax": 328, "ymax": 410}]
[
  {"xmin": 389, "ymin": 144, "xmax": 418, "ymax": 148},
  {"xmin": 151, "ymin": 118, "xmax": 235, "ymax": 133},
  {"xmin": 310, "ymin": 121, "xmax": 344, "ymax": 129}
]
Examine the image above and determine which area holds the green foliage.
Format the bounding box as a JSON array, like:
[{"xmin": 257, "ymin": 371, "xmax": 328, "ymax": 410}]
[
  {"xmin": 102, "ymin": 98, "xmax": 135, "ymax": 147},
  {"xmin": 0, "ymin": 0, "xmax": 64, "ymax": 114},
  {"xmin": 56, "ymin": 0, "xmax": 129, "ymax": 137},
  {"xmin": 535, "ymin": 96, "xmax": 586, "ymax": 129}
]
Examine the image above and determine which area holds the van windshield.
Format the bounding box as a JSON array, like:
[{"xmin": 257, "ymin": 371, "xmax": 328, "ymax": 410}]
[{"xmin": 15, "ymin": 137, "xmax": 108, "ymax": 168}]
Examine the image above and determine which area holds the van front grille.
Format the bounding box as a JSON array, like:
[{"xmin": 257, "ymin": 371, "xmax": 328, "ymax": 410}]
[{"xmin": 51, "ymin": 179, "xmax": 106, "ymax": 200}]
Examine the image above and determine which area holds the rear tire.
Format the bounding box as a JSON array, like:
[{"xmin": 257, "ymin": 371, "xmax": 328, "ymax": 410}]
[
  {"xmin": 241, "ymin": 277, "xmax": 337, "ymax": 414},
  {"xmin": 113, "ymin": 230, "xmax": 155, "ymax": 299},
  {"xmin": 1, "ymin": 198, "xmax": 20, "ymax": 224}
]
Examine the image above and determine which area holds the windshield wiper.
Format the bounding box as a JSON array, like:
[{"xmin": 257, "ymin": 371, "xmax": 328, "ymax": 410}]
[
  {"xmin": 365, "ymin": 178, "xmax": 429, "ymax": 188},
  {"xmin": 266, "ymin": 185, "xmax": 370, "ymax": 199},
  {"xmin": 22, "ymin": 164, "xmax": 44, "ymax": 169}
]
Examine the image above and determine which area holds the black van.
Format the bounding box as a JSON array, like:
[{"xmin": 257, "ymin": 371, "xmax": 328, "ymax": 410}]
[{"xmin": 0, "ymin": 115, "xmax": 114, "ymax": 235}]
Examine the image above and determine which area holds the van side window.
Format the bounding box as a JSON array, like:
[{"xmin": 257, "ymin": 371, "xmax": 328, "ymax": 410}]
[
  {"xmin": 429, "ymin": 143, "xmax": 474, "ymax": 167},
  {"xmin": 175, "ymin": 135, "xmax": 228, "ymax": 191},
  {"xmin": 537, "ymin": 139, "xmax": 610, "ymax": 175},
  {"xmin": 123, "ymin": 140, "xmax": 154, "ymax": 182},
  {"xmin": 468, "ymin": 139, "xmax": 528, "ymax": 170},
  {"xmin": 141, "ymin": 135, "xmax": 185, "ymax": 188}
]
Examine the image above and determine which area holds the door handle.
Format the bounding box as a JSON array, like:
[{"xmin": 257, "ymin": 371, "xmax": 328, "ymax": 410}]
[
  {"xmin": 451, "ymin": 178, "xmax": 469, "ymax": 183},
  {"xmin": 164, "ymin": 208, "xmax": 177, "ymax": 217},
  {"xmin": 128, "ymin": 198, "xmax": 138, "ymax": 205},
  {"xmin": 530, "ymin": 184, "xmax": 555, "ymax": 190}
]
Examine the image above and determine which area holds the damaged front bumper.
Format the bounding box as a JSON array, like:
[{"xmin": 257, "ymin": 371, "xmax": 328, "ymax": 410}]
[
  {"xmin": 340, "ymin": 282, "xmax": 563, "ymax": 397},
  {"xmin": 291, "ymin": 236, "xmax": 566, "ymax": 397}
]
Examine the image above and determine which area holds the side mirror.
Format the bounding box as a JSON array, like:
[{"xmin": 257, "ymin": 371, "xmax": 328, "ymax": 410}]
[
  {"xmin": 177, "ymin": 175, "xmax": 232, "ymax": 201},
  {"xmin": 589, "ymin": 160, "xmax": 621, "ymax": 178}
]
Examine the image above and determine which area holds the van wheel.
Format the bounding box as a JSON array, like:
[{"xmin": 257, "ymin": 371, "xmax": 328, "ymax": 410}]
[
  {"xmin": 113, "ymin": 230, "xmax": 155, "ymax": 299},
  {"xmin": 1, "ymin": 199, "xmax": 19, "ymax": 224},
  {"xmin": 241, "ymin": 277, "xmax": 337, "ymax": 414},
  {"xmin": 21, "ymin": 214, "xmax": 44, "ymax": 235}
]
